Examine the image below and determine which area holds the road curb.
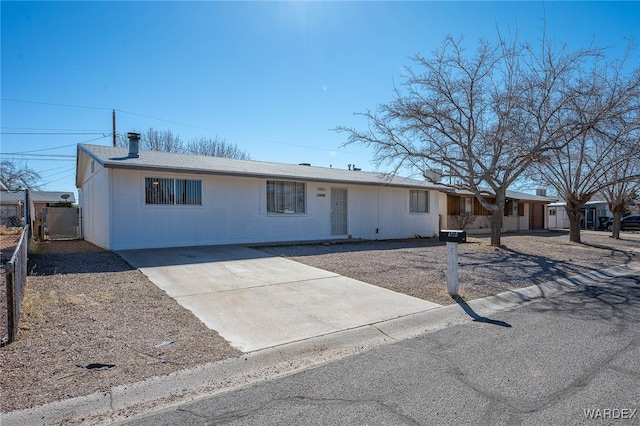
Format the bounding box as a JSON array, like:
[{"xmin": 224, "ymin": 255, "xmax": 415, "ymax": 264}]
[{"xmin": 3, "ymin": 262, "xmax": 639, "ymax": 425}]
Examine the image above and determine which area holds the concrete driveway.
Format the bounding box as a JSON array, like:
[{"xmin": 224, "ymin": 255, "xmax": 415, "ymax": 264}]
[{"xmin": 117, "ymin": 245, "xmax": 440, "ymax": 352}]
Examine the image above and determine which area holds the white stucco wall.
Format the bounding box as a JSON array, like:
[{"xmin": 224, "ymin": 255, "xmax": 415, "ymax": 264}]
[
  {"xmin": 105, "ymin": 169, "xmax": 440, "ymax": 250},
  {"xmin": 548, "ymin": 206, "xmax": 569, "ymax": 228},
  {"xmin": 547, "ymin": 204, "xmax": 611, "ymax": 230},
  {"xmin": 503, "ymin": 206, "xmax": 530, "ymax": 232},
  {"xmin": 438, "ymin": 192, "xmax": 448, "ymax": 230},
  {"xmin": 78, "ymin": 161, "xmax": 110, "ymax": 249}
]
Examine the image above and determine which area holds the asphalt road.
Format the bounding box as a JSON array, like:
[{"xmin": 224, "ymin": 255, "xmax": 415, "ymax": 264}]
[{"xmin": 122, "ymin": 273, "xmax": 640, "ymax": 425}]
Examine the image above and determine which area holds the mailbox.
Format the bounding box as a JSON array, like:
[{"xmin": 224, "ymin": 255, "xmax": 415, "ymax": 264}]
[{"xmin": 439, "ymin": 230, "xmax": 467, "ymax": 243}]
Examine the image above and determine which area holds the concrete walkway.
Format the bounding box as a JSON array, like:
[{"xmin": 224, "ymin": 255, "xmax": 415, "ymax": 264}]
[{"xmin": 117, "ymin": 245, "xmax": 441, "ymax": 352}]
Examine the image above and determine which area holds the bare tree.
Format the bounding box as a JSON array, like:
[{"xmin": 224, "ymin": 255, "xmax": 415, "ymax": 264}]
[
  {"xmin": 186, "ymin": 136, "xmax": 250, "ymax": 160},
  {"xmin": 335, "ymin": 33, "xmax": 608, "ymax": 246},
  {"xmin": 533, "ymin": 49, "xmax": 640, "ymax": 243},
  {"xmin": 0, "ymin": 160, "xmax": 41, "ymax": 190},
  {"xmin": 601, "ymin": 126, "xmax": 640, "ymax": 239},
  {"xmin": 117, "ymin": 128, "xmax": 250, "ymax": 160},
  {"xmin": 117, "ymin": 128, "xmax": 183, "ymax": 153},
  {"xmin": 605, "ymin": 182, "xmax": 639, "ymax": 239}
]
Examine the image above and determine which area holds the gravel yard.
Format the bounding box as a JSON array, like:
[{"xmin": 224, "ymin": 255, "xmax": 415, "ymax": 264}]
[
  {"xmin": 0, "ymin": 240, "xmax": 240, "ymax": 413},
  {"xmin": 1, "ymin": 231, "xmax": 639, "ymax": 413},
  {"xmin": 256, "ymin": 231, "xmax": 640, "ymax": 305}
]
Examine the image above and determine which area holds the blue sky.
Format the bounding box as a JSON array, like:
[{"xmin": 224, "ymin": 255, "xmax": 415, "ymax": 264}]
[{"xmin": 2, "ymin": 1, "xmax": 639, "ymax": 194}]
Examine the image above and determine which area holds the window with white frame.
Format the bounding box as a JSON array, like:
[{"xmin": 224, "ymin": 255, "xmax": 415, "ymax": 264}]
[
  {"xmin": 145, "ymin": 177, "xmax": 202, "ymax": 205},
  {"xmin": 410, "ymin": 190, "xmax": 430, "ymax": 213},
  {"xmin": 267, "ymin": 180, "xmax": 305, "ymax": 214}
]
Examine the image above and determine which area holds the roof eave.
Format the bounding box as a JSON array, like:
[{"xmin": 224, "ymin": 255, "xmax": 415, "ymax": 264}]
[{"xmin": 100, "ymin": 161, "xmax": 445, "ymax": 190}]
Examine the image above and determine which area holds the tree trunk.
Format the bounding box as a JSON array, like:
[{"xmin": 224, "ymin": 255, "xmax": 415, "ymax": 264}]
[
  {"xmin": 609, "ymin": 200, "xmax": 628, "ymax": 239},
  {"xmin": 490, "ymin": 210, "xmax": 503, "ymax": 246},
  {"xmin": 489, "ymin": 191, "xmax": 505, "ymax": 247},
  {"xmin": 565, "ymin": 201, "xmax": 583, "ymax": 243},
  {"xmin": 611, "ymin": 211, "xmax": 623, "ymax": 239}
]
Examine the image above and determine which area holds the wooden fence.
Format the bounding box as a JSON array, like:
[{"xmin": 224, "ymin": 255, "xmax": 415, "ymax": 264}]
[{"xmin": 2, "ymin": 225, "xmax": 29, "ymax": 345}]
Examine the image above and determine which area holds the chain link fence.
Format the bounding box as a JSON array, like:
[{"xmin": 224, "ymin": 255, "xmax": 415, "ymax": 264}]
[{"xmin": 1, "ymin": 225, "xmax": 29, "ymax": 345}]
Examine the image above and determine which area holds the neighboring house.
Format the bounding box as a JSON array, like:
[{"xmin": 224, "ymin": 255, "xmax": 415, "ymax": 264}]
[
  {"xmin": 438, "ymin": 189, "xmax": 556, "ymax": 234},
  {"xmin": 30, "ymin": 191, "xmax": 77, "ymax": 240},
  {"xmin": 0, "ymin": 189, "xmax": 77, "ymax": 237},
  {"xmin": 547, "ymin": 200, "xmax": 616, "ymax": 230},
  {"xmin": 0, "ymin": 191, "xmax": 26, "ymax": 227},
  {"xmin": 76, "ymin": 143, "xmax": 448, "ymax": 251}
]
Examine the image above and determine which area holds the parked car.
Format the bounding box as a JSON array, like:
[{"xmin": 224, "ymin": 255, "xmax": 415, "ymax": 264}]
[{"xmin": 605, "ymin": 214, "xmax": 640, "ymax": 232}]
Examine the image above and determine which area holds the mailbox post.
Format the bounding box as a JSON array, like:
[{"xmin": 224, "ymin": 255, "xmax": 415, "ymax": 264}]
[{"xmin": 439, "ymin": 230, "xmax": 467, "ymax": 296}]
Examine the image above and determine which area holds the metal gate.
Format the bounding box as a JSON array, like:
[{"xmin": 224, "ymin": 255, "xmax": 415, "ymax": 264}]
[
  {"xmin": 331, "ymin": 188, "xmax": 348, "ymax": 236},
  {"xmin": 43, "ymin": 207, "xmax": 80, "ymax": 240}
]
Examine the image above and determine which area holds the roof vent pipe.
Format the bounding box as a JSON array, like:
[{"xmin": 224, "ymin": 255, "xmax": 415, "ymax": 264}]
[{"xmin": 127, "ymin": 132, "xmax": 141, "ymax": 158}]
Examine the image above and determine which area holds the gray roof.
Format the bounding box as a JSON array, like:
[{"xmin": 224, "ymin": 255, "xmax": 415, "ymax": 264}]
[
  {"xmin": 549, "ymin": 200, "xmax": 608, "ymax": 207},
  {"xmin": 0, "ymin": 191, "xmax": 25, "ymax": 203},
  {"xmin": 77, "ymin": 144, "xmax": 448, "ymax": 190},
  {"xmin": 448, "ymin": 188, "xmax": 557, "ymax": 203},
  {"xmin": 31, "ymin": 191, "xmax": 76, "ymax": 203},
  {"xmin": 0, "ymin": 190, "xmax": 75, "ymax": 204},
  {"xmin": 505, "ymin": 190, "xmax": 557, "ymax": 203}
]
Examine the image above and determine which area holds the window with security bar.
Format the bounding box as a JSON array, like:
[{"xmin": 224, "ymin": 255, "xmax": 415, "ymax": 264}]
[{"xmin": 145, "ymin": 178, "xmax": 202, "ymax": 205}]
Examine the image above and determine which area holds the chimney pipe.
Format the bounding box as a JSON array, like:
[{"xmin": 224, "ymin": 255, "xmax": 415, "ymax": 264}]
[{"xmin": 127, "ymin": 132, "xmax": 141, "ymax": 158}]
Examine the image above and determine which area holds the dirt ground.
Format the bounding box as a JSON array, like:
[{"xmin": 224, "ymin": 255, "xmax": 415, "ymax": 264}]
[
  {"xmin": 258, "ymin": 231, "xmax": 640, "ymax": 305},
  {"xmin": 0, "ymin": 229, "xmax": 23, "ymax": 350},
  {"xmin": 1, "ymin": 231, "xmax": 639, "ymax": 413},
  {"xmin": 0, "ymin": 240, "xmax": 240, "ymax": 413},
  {"xmin": 0, "ymin": 233, "xmax": 21, "ymax": 264}
]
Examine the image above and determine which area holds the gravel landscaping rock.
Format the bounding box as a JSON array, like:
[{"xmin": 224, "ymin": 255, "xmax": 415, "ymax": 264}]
[
  {"xmin": 0, "ymin": 240, "xmax": 240, "ymax": 413},
  {"xmin": 256, "ymin": 231, "xmax": 640, "ymax": 305},
  {"xmin": 1, "ymin": 231, "xmax": 639, "ymax": 413}
]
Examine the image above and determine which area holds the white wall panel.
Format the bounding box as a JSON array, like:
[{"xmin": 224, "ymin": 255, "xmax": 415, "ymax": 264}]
[
  {"xmin": 78, "ymin": 163, "xmax": 110, "ymax": 249},
  {"xmin": 105, "ymin": 169, "xmax": 441, "ymax": 250}
]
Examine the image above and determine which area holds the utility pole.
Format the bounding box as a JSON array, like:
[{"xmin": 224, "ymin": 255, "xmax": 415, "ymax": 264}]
[{"xmin": 112, "ymin": 109, "xmax": 117, "ymax": 147}]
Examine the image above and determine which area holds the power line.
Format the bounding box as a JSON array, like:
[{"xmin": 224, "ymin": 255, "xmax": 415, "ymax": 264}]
[
  {"xmin": 0, "ymin": 158, "xmax": 75, "ymax": 162},
  {"xmin": 115, "ymin": 109, "xmax": 221, "ymax": 133},
  {"xmin": 41, "ymin": 171, "xmax": 77, "ymax": 186},
  {"xmin": 43, "ymin": 166, "xmax": 76, "ymax": 179},
  {"xmin": 1, "ymin": 132, "xmax": 107, "ymax": 135},
  {"xmin": 1, "ymin": 98, "xmax": 111, "ymax": 111},
  {"xmin": 2, "ymin": 135, "xmax": 110, "ymax": 157},
  {"xmin": 1, "ymin": 126, "xmax": 108, "ymax": 132},
  {"xmin": 39, "ymin": 164, "xmax": 75, "ymax": 173},
  {"xmin": 2, "ymin": 98, "xmax": 222, "ymax": 134},
  {"xmin": 4, "ymin": 142, "xmax": 83, "ymax": 154},
  {"xmin": 1, "ymin": 153, "xmax": 75, "ymax": 158},
  {"xmin": 40, "ymin": 166, "xmax": 76, "ymax": 179}
]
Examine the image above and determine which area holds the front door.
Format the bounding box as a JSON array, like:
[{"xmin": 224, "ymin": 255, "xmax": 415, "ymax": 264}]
[
  {"xmin": 331, "ymin": 188, "xmax": 348, "ymax": 236},
  {"xmin": 529, "ymin": 204, "xmax": 545, "ymax": 230}
]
